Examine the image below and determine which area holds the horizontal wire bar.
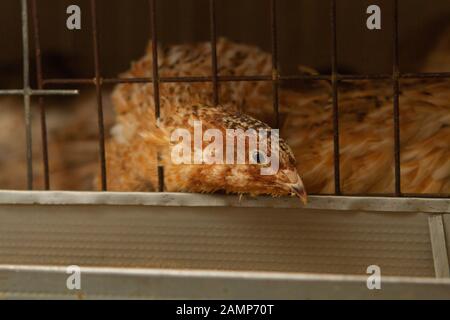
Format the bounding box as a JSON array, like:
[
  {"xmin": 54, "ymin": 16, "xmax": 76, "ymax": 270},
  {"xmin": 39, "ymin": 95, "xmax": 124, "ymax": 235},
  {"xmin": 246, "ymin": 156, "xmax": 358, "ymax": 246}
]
[
  {"xmin": 43, "ymin": 78, "xmax": 94, "ymax": 85},
  {"xmin": 103, "ymin": 77, "xmax": 153, "ymax": 84},
  {"xmin": 0, "ymin": 89, "xmax": 79, "ymax": 96},
  {"xmin": 0, "ymin": 89, "xmax": 28, "ymax": 95},
  {"xmin": 316, "ymin": 193, "xmax": 450, "ymax": 199},
  {"xmin": 338, "ymin": 74, "xmax": 391, "ymax": 80},
  {"xmin": 400, "ymin": 72, "xmax": 450, "ymax": 79},
  {"xmin": 161, "ymin": 76, "xmax": 211, "ymax": 83},
  {"xmin": 106, "ymin": 75, "xmax": 274, "ymax": 83},
  {"xmin": 40, "ymin": 72, "xmax": 450, "ymax": 86},
  {"xmin": 45, "ymin": 75, "xmax": 271, "ymax": 84},
  {"xmin": 306, "ymin": 193, "xmax": 450, "ymax": 199},
  {"xmin": 280, "ymin": 74, "xmax": 330, "ymax": 81},
  {"xmin": 402, "ymin": 193, "xmax": 450, "ymax": 199}
]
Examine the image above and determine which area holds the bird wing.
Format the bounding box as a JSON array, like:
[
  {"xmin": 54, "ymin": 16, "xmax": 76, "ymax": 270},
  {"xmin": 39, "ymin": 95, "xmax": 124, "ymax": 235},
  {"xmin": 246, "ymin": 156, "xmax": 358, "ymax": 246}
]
[{"xmin": 282, "ymin": 79, "xmax": 450, "ymax": 194}]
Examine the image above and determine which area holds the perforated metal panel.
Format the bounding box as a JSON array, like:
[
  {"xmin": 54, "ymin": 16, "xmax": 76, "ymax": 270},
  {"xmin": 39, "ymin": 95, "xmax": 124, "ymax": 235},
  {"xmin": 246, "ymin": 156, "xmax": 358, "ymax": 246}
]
[
  {"xmin": 0, "ymin": 194, "xmax": 444, "ymax": 277},
  {"xmin": 0, "ymin": 192, "xmax": 449, "ymax": 298}
]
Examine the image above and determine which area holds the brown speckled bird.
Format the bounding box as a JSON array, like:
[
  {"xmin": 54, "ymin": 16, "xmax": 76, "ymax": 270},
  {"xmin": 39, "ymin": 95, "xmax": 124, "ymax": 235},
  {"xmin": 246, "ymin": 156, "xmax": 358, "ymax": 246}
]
[
  {"xmin": 1, "ymin": 37, "xmax": 448, "ymax": 195},
  {"xmin": 107, "ymin": 37, "xmax": 449, "ymax": 196},
  {"xmin": 106, "ymin": 38, "xmax": 311, "ymax": 201},
  {"xmin": 106, "ymin": 101, "xmax": 306, "ymax": 201}
]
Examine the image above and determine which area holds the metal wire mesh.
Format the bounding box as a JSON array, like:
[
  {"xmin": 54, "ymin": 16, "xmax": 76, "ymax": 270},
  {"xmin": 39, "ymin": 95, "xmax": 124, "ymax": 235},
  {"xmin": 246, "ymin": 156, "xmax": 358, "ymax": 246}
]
[
  {"xmin": 1, "ymin": 0, "xmax": 450, "ymax": 198},
  {"xmin": 0, "ymin": 0, "xmax": 79, "ymax": 190}
]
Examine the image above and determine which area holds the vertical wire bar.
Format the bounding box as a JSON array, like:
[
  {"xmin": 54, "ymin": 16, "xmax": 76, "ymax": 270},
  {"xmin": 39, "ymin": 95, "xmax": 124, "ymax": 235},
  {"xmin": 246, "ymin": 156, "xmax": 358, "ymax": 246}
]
[
  {"xmin": 392, "ymin": 0, "xmax": 401, "ymax": 196},
  {"xmin": 21, "ymin": 0, "xmax": 33, "ymax": 190},
  {"xmin": 270, "ymin": 0, "xmax": 280, "ymax": 128},
  {"xmin": 31, "ymin": 0, "xmax": 50, "ymax": 190},
  {"xmin": 90, "ymin": 0, "xmax": 107, "ymax": 191},
  {"xmin": 149, "ymin": 0, "xmax": 164, "ymax": 192},
  {"xmin": 209, "ymin": 0, "xmax": 219, "ymax": 106},
  {"xmin": 330, "ymin": 0, "xmax": 341, "ymax": 195}
]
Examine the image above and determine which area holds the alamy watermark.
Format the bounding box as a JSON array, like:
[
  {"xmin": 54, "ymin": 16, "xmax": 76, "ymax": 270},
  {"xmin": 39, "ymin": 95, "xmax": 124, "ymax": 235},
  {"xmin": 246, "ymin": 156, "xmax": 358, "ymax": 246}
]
[
  {"xmin": 170, "ymin": 120, "xmax": 280, "ymax": 176},
  {"xmin": 366, "ymin": 265, "xmax": 381, "ymax": 290},
  {"xmin": 66, "ymin": 265, "xmax": 81, "ymax": 290}
]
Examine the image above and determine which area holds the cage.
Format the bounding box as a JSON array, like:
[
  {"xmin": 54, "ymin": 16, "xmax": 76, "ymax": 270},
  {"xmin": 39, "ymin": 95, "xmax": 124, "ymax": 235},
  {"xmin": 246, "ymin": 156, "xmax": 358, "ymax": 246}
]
[{"xmin": 0, "ymin": 0, "xmax": 449, "ymax": 299}]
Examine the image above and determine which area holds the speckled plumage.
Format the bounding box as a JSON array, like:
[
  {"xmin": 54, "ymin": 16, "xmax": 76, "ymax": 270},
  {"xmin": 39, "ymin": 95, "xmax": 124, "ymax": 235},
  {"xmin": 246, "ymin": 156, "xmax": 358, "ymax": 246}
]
[
  {"xmin": 107, "ymin": 102, "xmax": 303, "ymax": 198},
  {"xmin": 106, "ymin": 37, "xmax": 449, "ymax": 196},
  {"xmin": 1, "ymin": 37, "xmax": 446, "ymax": 195},
  {"xmin": 105, "ymin": 39, "xmax": 305, "ymax": 198},
  {"xmin": 284, "ymin": 79, "xmax": 450, "ymax": 194}
]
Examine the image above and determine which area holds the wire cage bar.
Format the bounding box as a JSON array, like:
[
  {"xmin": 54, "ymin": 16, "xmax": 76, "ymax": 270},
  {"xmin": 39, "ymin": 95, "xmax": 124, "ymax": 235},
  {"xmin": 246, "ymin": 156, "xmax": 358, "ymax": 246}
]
[
  {"xmin": 31, "ymin": 0, "xmax": 49, "ymax": 189},
  {"xmin": 209, "ymin": 0, "xmax": 220, "ymax": 107},
  {"xmin": 89, "ymin": 0, "xmax": 108, "ymax": 191},
  {"xmin": 0, "ymin": 0, "xmax": 79, "ymax": 191},
  {"xmin": 149, "ymin": 0, "xmax": 165, "ymax": 192},
  {"xmin": 392, "ymin": 0, "xmax": 401, "ymax": 196},
  {"xmin": 330, "ymin": 0, "xmax": 341, "ymax": 195},
  {"xmin": 1, "ymin": 0, "xmax": 449, "ymax": 199}
]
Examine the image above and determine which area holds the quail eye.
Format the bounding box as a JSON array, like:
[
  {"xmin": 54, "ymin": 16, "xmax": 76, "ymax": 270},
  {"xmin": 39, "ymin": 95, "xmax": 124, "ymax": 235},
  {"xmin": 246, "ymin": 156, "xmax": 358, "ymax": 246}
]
[{"xmin": 252, "ymin": 151, "xmax": 267, "ymax": 164}]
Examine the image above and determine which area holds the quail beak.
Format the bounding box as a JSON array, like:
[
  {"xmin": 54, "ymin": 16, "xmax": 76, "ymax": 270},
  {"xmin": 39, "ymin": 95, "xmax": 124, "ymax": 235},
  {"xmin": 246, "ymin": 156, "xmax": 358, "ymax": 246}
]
[
  {"xmin": 291, "ymin": 182, "xmax": 308, "ymax": 205},
  {"xmin": 282, "ymin": 170, "xmax": 308, "ymax": 205}
]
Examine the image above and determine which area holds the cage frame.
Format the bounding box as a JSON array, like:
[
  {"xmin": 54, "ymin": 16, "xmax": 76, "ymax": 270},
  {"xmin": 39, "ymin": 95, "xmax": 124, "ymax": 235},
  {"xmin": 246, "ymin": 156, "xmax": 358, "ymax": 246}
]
[
  {"xmin": 2, "ymin": 265, "xmax": 450, "ymax": 299},
  {"xmin": 0, "ymin": 191, "xmax": 449, "ymax": 299},
  {"xmin": 0, "ymin": 0, "xmax": 447, "ymax": 198},
  {"xmin": 0, "ymin": 0, "xmax": 450, "ymax": 298},
  {"xmin": 0, "ymin": 190, "xmax": 449, "ymax": 280}
]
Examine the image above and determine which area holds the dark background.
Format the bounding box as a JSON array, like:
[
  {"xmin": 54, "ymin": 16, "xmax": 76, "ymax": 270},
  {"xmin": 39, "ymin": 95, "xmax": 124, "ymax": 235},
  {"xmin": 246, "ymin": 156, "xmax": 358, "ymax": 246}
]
[{"xmin": 1, "ymin": 0, "xmax": 450, "ymax": 89}]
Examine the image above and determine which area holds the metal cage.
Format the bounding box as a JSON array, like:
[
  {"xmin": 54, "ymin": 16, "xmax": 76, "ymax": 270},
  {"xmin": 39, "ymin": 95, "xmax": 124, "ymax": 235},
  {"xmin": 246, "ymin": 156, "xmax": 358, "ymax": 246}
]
[{"xmin": 0, "ymin": 0, "xmax": 449, "ymax": 299}]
